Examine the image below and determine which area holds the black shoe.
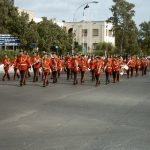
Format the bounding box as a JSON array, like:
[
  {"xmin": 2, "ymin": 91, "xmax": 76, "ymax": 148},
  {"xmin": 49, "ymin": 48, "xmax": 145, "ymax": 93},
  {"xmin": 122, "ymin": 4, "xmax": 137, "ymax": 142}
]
[{"xmin": 46, "ymin": 81, "xmax": 49, "ymax": 86}]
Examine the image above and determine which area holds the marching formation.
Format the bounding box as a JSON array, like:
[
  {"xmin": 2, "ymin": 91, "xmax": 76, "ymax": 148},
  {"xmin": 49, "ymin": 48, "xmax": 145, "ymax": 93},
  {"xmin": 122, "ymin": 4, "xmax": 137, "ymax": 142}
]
[{"xmin": 0, "ymin": 50, "xmax": 149, "ymax": 87}]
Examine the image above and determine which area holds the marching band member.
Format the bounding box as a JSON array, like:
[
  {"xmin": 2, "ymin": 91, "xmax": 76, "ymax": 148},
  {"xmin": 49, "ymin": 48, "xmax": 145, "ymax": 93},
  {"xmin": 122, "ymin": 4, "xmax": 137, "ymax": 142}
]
[
  {"xmin": 89, "ymin": 56, "xmax": 96, "ymax": 81},
  {"xmin": 57, "ymin": 57, "xmax": 62, "ymax": 78},
  {"xmin": 112, "ymin": 57, "xmax": 120, "ymax": 83},
  {"xmin": 2, "ymin": 54, "xmax": 11, "ymax": 81},
  {"xmin": 94, "ymin": 56, "xmax": 103, "ymax": 86},
  {"xmin": 65, "ymin": 54, "xmax": 72, "ymax": 80},
  {"xmin": 79, "ymin": 55, "xmax": 87, "ymax": 84},
  {"xmin": 141, "ymin": 57, "xmax": 149, "ymax": 76},
  {"xmin": 13, "ymin": 55, "xmax": 20, "ymax": 80},
  {"xmin": 24, "ymin": 51, "xmax": 31, "ymax": 78},
  {"xmin": 71, "ymin": 54, "xmax": 79, "ymax": 85},
  {"xmin": 104, "ymin": 57, "xmax": 112, "ymax": 84},
  {"xmin": 31, "ymin": 52, "xmax": 41, "ymax": 82},
  {"xmin": 51, "ymin": 53, "xmax": 58, "ymax": 83},
  {"xmin": 127, "ymin": 57, "xmax": 135, "ymax": 78},
  {"xmin": 135, "ymin": 57, "xmax": 141, "ymax": 76},
  {"xmin": 16, "ymin": 50, "xmax": 30, "ymax": 86},
  {"xmin": 41, "ymin": 53, "xmax": 52, "ymax": 87}
]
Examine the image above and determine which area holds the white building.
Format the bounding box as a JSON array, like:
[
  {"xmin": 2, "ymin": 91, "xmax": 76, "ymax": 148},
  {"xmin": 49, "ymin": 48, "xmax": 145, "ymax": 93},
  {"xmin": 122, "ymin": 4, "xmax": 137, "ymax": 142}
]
[
  {"xmin": 18, "ymin": 8, "xmax": 35, "ymax": 22},
  {"xmin": 64, "ymin": 21, "xmax": 115, "ymax": 53}
]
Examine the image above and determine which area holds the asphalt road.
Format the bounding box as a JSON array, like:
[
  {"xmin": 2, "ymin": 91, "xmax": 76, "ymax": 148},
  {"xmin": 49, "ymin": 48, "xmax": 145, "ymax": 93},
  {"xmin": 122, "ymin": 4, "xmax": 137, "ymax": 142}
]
[{"xmin": 0, "ymin": 71, "xmax": 150, "ymax": 150}]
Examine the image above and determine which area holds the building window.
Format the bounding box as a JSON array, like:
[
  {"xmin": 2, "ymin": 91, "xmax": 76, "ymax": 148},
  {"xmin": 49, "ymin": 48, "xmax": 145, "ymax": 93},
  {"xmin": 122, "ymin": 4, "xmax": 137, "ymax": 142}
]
[
  {"xmin": 93, "ymin": 43, "xmax": 98, "ymax": 50},
  {"xmin": 82, "ymin": 29, "xmax": 88, "ymax": 37},
  {"xmin": 93, "ymin": 29, "xmax": 99, "ymax": 36},
  {"xmin": 82, "ymin": 43, "xmax": 87, "ymax": 51}
]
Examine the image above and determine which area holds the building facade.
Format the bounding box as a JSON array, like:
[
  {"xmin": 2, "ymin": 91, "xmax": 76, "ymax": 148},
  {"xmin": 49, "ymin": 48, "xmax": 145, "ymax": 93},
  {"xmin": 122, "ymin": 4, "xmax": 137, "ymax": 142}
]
[
  {"xmin": 18, "ymin": 8, "xmax": 34, "ymax": 22},
  {"xmin": 64, "ymin": 21, "xmax": 115, "ymax": 53}
]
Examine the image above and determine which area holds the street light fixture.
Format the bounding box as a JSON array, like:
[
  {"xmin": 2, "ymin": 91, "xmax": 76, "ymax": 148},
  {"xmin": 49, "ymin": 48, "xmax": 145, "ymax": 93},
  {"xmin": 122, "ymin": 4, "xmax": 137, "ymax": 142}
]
[
  {"xmin": 73, "ymin": 1, "xmax": 99, "ymax": 22},
  {"xmin": 72, "ymin": 1, "xmax": 99, "ymax": 54}
]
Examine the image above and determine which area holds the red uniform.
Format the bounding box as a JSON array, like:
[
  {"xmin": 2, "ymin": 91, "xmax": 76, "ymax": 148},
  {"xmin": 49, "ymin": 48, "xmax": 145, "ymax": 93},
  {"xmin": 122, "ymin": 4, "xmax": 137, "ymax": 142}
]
[
  {"xmin": 79, "ymin": 57, "xmax": 87, "ymax": 83},
  {"xmin": 127, "ymin": 58, "xmax": 135, "ymax": 78},
  {"xmin": 16, "ymin": 54, "xmax": 30, "ymax": 86},
  {"xmin": 17, "ymin": 54, "xmax": 30, "ymax": 71},
  {"xmin": 71, "ymin": 57, "xmax": 79, "ymax": 85},
  {"xmin": 2, "ymin": 57, "xmax": 11, "ymax": 81},
  {"xmin": 141, "ymin": 58, "xmax": 148, "ymax": 76},
  {"xmin": 42, "ymin": 57, "xmax": 51, "ymax": 73},
  {"xmin": 65, "ymin": 56, "xmax": 72, "ymax": 80},
  {"xmin": 41, "ymin": 57, "xmax": 52, "ymax": 87},
  {"xmin": 32, "ymin": 55, "xmax": 41, "ymax": 82},
  {"xmin": 135, "ymin": 58, "xmax": 141, "ymax": 76},
  {"xmin": 3, "ymin": 57, "xmax": 11, "ymax": 71},
  {"xmin": 94, "ymin": 58, "xmax": 103, "ymax": 86},
  {"xmin": 104, "ymin": 60, "xmax": 112, "ymax": 73},
  {"xmin": 12, "ymin": 57, "xmax": 20, "ymax": 80},
  {"xmin": 112, "ymin": 58, "xmax": 120, "ymax": 83},
  {"xmin": 32, "ymin": 55, "xmax": 41, "ymax": 69},
  {"xmin": 104, "ymin": 59, "xmax": 112, "ymax": 84},
  {"xmin": 71, "ymin": 58, "xmax": 79, "ymax": 73},
  {"xmin": 89, "ymin": 58, "xmax": 96, "ymax": 81},
  {"xmin": 57, "ymin": 58, "xmax": 62, "ymax": 78},
  {"xmin": 51, "ymin": 57, "xmax": 59, "ymax": 83}
]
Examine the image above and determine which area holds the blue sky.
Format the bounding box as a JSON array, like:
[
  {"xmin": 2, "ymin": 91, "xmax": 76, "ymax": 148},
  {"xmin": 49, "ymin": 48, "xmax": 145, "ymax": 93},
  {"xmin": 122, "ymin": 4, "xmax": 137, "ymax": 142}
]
[{"xmin": 15, "ymin": 0, "xmax": 150, "ymax": 26}]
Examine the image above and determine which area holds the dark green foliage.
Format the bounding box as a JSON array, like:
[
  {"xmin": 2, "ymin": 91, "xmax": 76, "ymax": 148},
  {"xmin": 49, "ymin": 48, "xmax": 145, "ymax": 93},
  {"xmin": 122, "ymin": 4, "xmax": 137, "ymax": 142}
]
[
  {"xmin": 108, "ymin": 0, "xmax": 139, "ymax": 55},
  {"xmin": 138, "ymin": 21, "xmax": 150, "ymax": 55},
  {"xmin": 0, "ymin": 0, "xmax": 72, "ymax": 54}
]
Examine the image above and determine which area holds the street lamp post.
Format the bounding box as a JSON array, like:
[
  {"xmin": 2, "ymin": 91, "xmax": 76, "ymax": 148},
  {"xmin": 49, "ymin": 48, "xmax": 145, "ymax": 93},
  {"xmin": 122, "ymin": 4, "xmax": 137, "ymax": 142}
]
[{"xmin": 72, "ymin": 1, "xmax": 99, "ymax": 54}]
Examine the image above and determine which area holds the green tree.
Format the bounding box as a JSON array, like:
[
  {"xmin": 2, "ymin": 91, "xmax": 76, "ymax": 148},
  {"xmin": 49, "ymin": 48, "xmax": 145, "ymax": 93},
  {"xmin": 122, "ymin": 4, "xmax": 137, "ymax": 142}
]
[
  {"xmin": 108, "ymin": 0, "xmax": 139, "ymax": 55},
  {"xmin": 37, "ymin": 17, "xmax": 72, "ymax": 53},
  {"xmin": 0, "ymin": 0, "xmax": 13, "ymax": 33},
  {"xmin": 0, "ymin": 0, "xmax": 30, "ymax": 49},
  {"xmin": 94, "ymin": 42, "xmax": 115, "ymax": 56},
  {"xmin": 138, "ymin": 21, "xmax": 150, "ymax": 55},
  {"xmin": 25, "ymin": 20, "xmax": 39, "ymax": 51},
  {"xmin": 8, "ymin": 11, "xmax": 29, "ymax": 48},
  {"xmin": 0, "ymin": 0, "xmax": 72, "ymax": 54}
]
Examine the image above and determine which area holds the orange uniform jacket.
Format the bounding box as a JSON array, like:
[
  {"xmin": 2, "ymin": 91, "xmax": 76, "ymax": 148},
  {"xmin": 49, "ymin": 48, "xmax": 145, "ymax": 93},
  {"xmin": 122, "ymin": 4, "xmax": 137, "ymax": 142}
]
[
  {"xmin": 3, "ymin": 58, "xmax": 11, "ymax": 71},
  {"xmin": 127, "ymin": 59, "xmax": 135, "ymax": 68},
  {"xmin": 104, "ymin": 60, "xmax": 112, "ymax": 72},
  {"xmin": 65, "ymin": 57, "xmax": 72, "ymax": 69},
  {"xmin": 80, "ymin": 58, "xmax": 87, "ymax": 72},
  {"xmin": 32, "ymin": 55, "xmax": 41, "ymax": 69},
  {"xmin": 94, "ymin": 60, "xmax": 103, "ymax": 75},
  {"xmin": 12, "ymin": 58, "xmax": 19, "ymax": 69},
  {"xmin": 135, "ymin": 59, "xmax": 141, "ymax": 68},
  {"xmin": 51, "ymin": 58, "xmax": 58, "ymax": 71},
  {"xmin": 17, "ymin": 55, "xmax": 30, "ymax": 71},
  {"xmin": 41, "ymin": 58, "xmax": 52, "ymax": 73},
  {"xmin": 89, "ymin": 59, "xmax": 96, "ymax": 70},
  {"xmin": 71, "ymin": 58, "xmax": 79, "ymax": 72},
  {"xmin": 112, "ymin": 59, "xmax": 120, "ymax": 72}
]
